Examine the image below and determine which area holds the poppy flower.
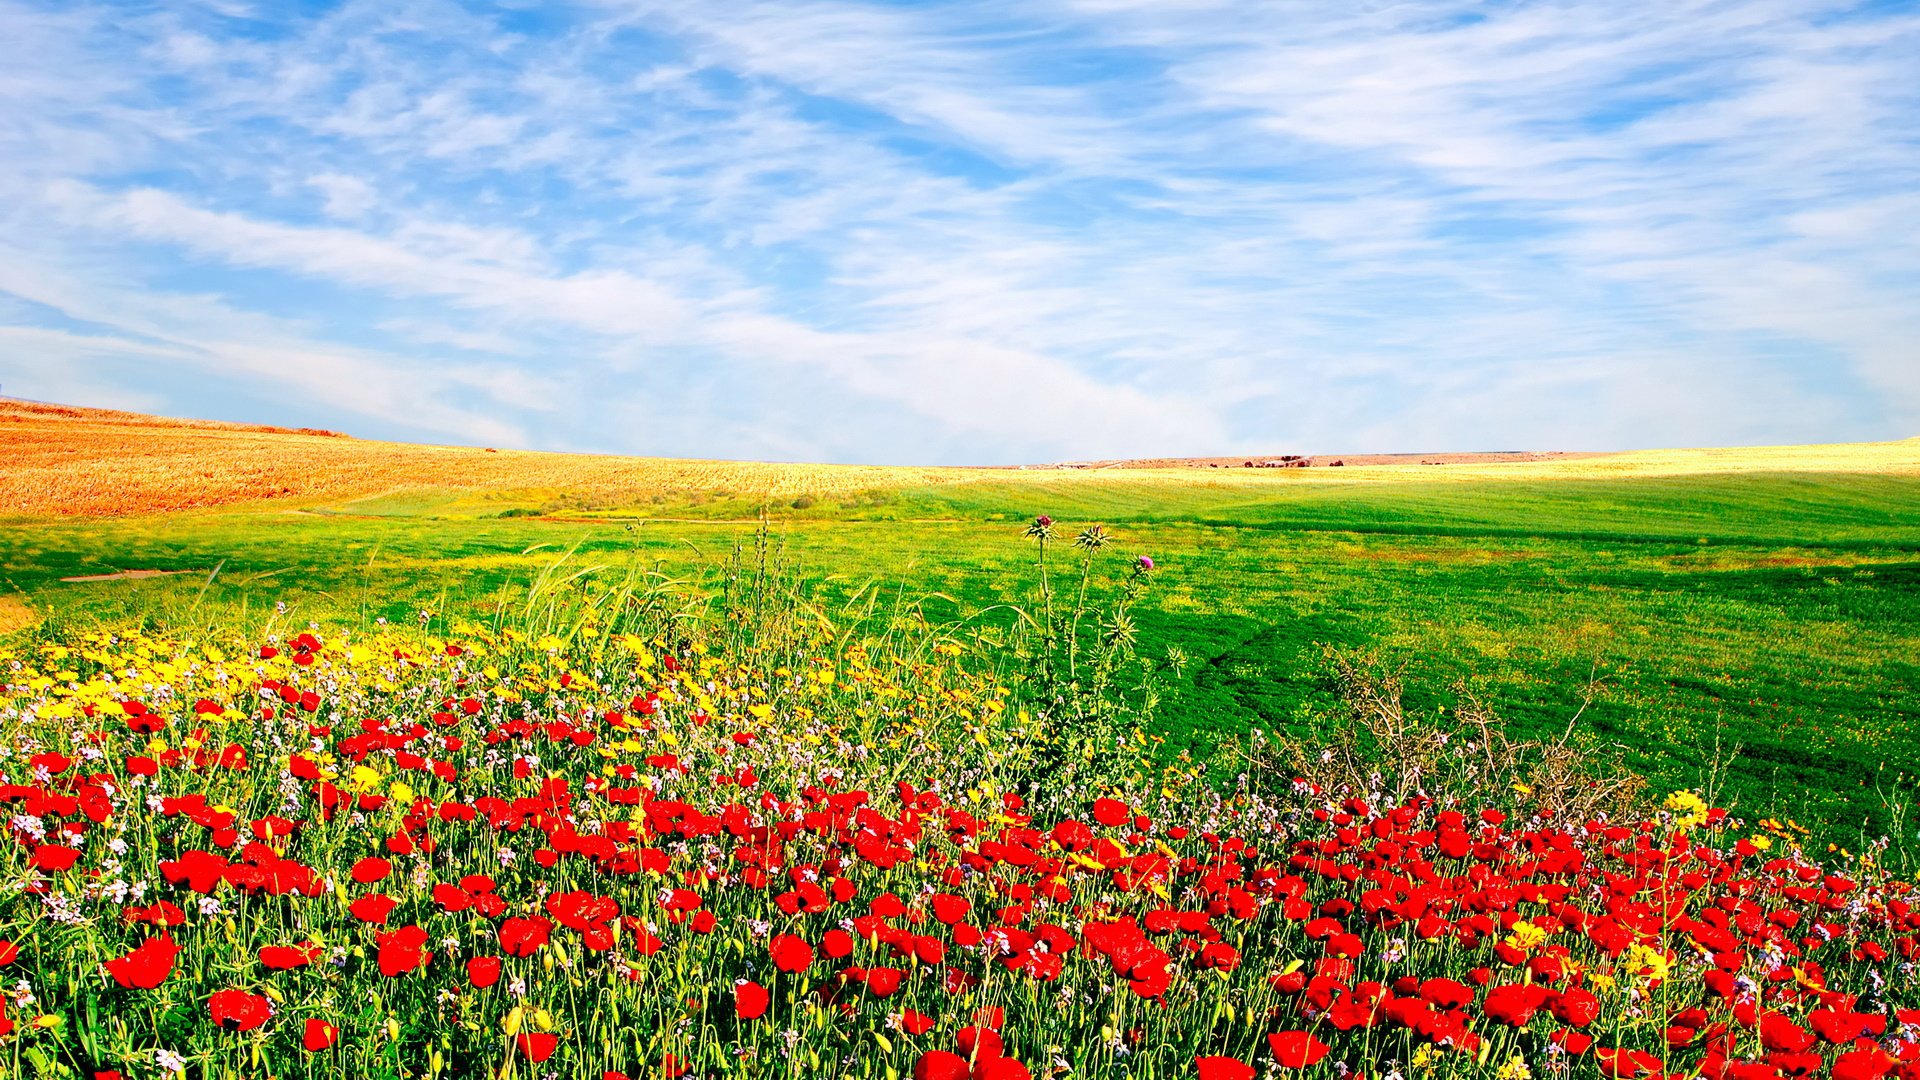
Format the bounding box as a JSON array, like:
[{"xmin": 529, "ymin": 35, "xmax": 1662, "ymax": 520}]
[
  {"xmin": 0, "ymin": 941, "xmax": 18, "ymax": 967},
  {"xmin": 260, "ymin": 943, "xmax": 320, "ymax": 970},
  {"xmin": 1551, "ymin": 1030, "xmax": 1595, "ymax": 1055},
  {"xmin": 468, "ymin": 956, "xmax": 502, "ymax": 988},
  {"xmin": 980, "ymin": 1061, "xmax": 1032, "ymax": 1080},
  {"xmin": 377, "ymin": 924, "xmax": 431, "ymax": 977},
  {"xmin": 302, "ymin": 1018, "xmax": 340, "ymax": 1051},
  {"xmin": 931, "ymin": 894, "xmax": 971, "ymax": 925},
  {"xmin": 1552, "ymin": 988, "xmax": 1600, "ymax": 1028},
  {"xmin": 1760, "ymin": 1014, "xmax": 1816, "ymax": 1054},
  {"xmin": 1833, "ymin": 1048, "xmax": 1899, "ymax": 1080},
  {"xmin": 1483, "ymin": 983, "xmax": 1553, "ymax": 1027},
  {"xmin": 769, "ymin": 934, "xmax": 813, "ymax": 973},
  {"xmin": 1419, "ymin": 977, "xmax": 1475, "ymax": 1009},
  {"xmin": 735, "ymin": 980, "xmax": 770, "ymax": 1020},
  {"xmin": 913, "ymin": 1051, "xmax": 972, "ymax": 1080},
  {"xmin": 957, "ymin": 1026, "xmax": 1003, "ymax": 1061},
  {"xmin": 349, "ymin": 856, "xmax": 392, "ymax": 883},
  {"xmin": 131, "ymin": 899, "xmax": 190, "ymax": 927},
  {"xmin": 1267, "ymin": 1032, "xmax": 1330, "ymax": 1069},
  {"xmin": 901, "ymin": 1009, "xmax": 936, "ymax": 1035},
  {"xmin": 1811, "ymin": 1010, "xmax": 1883, "ymax": 1044},
  {"xmin": 104, "ymin": 936, "xmax": 180, "ymax": 989},
  {"xmin": 865, "ymin": 966, "xmax": 905, "ymax": 997},
  {"xmin": 1595, "ymin": 1047, "xmax": 1662, "ymax": 1078},
  {"xmin": 348, "ymin": 893, "xmax": 398, "ymax": 925},
  {"xmin": 500, "ymin": 916, "xmax": 552, "ymax": 957},
  {"xmin": 209, "ymin": 989, "xmax": 272, "ymax": 1032},
  {"xmin": 31, "ymin": 844, "xmax": 80, "ymax": 872},
  {"xmin": 514, "ymin": 1032, "xmax": 559, "ymax": 1063},
  {"xmin": 1197, "ymin": 1058, "xmax": 1257, "ymax": 1080}
]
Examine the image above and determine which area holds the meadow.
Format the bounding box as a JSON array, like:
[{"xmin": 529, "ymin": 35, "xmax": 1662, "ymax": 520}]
[
  {"xmin": 3, "ymin": 401, "xmax": 1916, "ymax": 840},
  {"xmin": 5, "ymin": 403, "xmax": 1920, "ymax": 1079}
]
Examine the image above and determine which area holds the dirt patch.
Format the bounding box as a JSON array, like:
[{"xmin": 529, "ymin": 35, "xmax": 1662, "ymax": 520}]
[{"xmin": 60, "ymin": 569, "xmax": 196, "ymax": 583}]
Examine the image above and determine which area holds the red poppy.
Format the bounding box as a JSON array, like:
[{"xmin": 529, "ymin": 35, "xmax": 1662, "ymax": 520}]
[
  {"xmin": 735, "ymin": 980, "xmax": 770, "ymax": 1020},
  {"xmin": 913, "ymin": 1051, "xmax": 972, "ymax": 1080},
  {"xmin": 31, "ymin": 844, "xmax": 80, "ymax": 872},
  {"xmin": 500, "ymin": 916, "xmax": 552, "ymax": 957},
  {"xmin": 979, "ymin": 1061, "xmax": 1032, "ymax": 1080},
  {"xmin": 1197, "ymin": 1058, "xmax": 1257, "ymax": 1080},
  {"xmin": 104, "ymin": 936, "xmax": 180, "ymax": 989},
  {"xmin": 349, "ymin": 856, "xmax": 392, "ymax": 883},
  {"xmin": 377, "ymin": 924, "xmax": 431, "ymax": 977},
  {"xmin": 0, "ymin": 941, "xmax": 18, "ymax": 967},
  {"xmin": 1267, "ymin": 1032, "xmax": 1330, "ymax": 1069},
  {"xmin": 302, "ymin": 1018, "xmax": 340, "ymax": 1051},
  {"xmin": 259, "ymin": 943, "xmax": 320, "ymax": 970},
  {"xmin": 123, "ymin": 901, "xmax": 187, "ymax": 927},
  {"xmin": 348, "ymin": 893, "xmax": 398, "ymax": 925},
  {"xmin": 769, "ymin": 934, "xmax": 813, "ymax": 973},
  {"xmin": 514, "ymin": 1032, "xmax": 559, "ymax": 1063},
  {"xmin": 958, "ymin": 1026, "xmax": 1003, "ymax": 1061},
  {"xmin": 1595, "ymin": 1047, "xmax": 1662, "ymax": 1078},
  {"xmin": 1552, "ymin": 988, "xmax": 1600, "ymax": 1028},
  {"xmin": 1761, "ymin": 1013, "xmax": 1817, "ymax": 1054},
  {"xmin": 931, "ymin": 894, "xmax": 971, "ymax": 925},
  {"xmin": 1483, "ymin": 983, "xmax": 1553, "ymax": 1027},
  {"xmin": 468, "ymin": 956, "xmax": 502, "ymax": 988},
  {"xmin": 1833, "ymin": 1048, "xmax": 1899, "ymax": 1080},
  {"xmin": 209, "ymin": 989, "xmax": 272, "ymax": 1032},
  {"xmin": 865, "ymin": 966, "xmax": 905, "ymax": 997},
  {"xmin": 1419, "ymin": 977, "xmax": 1474, "ymax": 1008},
  {"xmin": 1551, "ymin": 1030, "xmax": 1595, "ymax": 1055}
]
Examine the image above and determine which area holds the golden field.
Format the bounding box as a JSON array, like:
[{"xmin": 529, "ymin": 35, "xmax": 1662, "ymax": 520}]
[{"xmin": 2, "ymin": 396, "xmax": 1916, "ymax": 517}]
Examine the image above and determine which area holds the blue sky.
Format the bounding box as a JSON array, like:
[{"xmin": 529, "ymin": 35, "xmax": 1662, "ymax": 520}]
[{"xmin": 1, "ymin": 0, "xmax": 1916, "ymax": 464}]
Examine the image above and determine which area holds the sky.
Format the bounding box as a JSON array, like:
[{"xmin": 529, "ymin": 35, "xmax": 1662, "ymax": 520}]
[{"xmin": 1, "ymin": 0, "xmax": 1917, "ymax": 465}]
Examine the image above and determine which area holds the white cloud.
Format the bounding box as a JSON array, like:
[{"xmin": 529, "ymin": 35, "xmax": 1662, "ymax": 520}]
[
  {"xmin": 0, "ymin": 0, "xmax": 1916, "ymax": 460},
  {"xmin": 308, "ymin": 173, "xmax": 378, "ymax": 220}
]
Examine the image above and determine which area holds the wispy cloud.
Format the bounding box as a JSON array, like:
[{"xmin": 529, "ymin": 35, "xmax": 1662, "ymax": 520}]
[{"xmin": 1, "ymin": 0, "xmax": 1915, "ymax": 462}]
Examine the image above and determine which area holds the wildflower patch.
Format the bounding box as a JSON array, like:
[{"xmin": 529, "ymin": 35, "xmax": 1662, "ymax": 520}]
[{"xmin": 0, "ymin": 623, "xmax": 1916, "ymax": 1080}]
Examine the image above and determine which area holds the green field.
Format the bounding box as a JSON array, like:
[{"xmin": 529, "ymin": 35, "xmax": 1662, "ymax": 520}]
[{"xmin": 4, "ymin": 468, "xmax": 1917, "ymax": 840}]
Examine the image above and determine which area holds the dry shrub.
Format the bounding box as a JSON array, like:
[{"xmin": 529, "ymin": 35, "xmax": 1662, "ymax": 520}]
[{"xmin": 1248, "ymin": 650, "xmax": 1647, "ymax": 821}]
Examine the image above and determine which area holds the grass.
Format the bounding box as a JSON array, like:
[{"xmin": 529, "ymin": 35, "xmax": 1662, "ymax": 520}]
[
  {"xmin": 4, "ymin": 400, "xmax": 1919, "ymax": 838},
  {"xmin": 1, "ymin": 539, "xmax": 1915, "ymax": 1080},
  {"xmin": 4, "ymin": 403, "xmax": 1920, "ymax": 1078},
  {"xmin": 4, "ymin": 473, "xmax": 1916, "ymax": 843}
]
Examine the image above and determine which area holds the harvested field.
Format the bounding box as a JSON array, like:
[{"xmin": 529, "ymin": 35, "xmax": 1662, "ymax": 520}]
[
  {"xmin": 5, "ymin": 397, "xmax": 1916, "ymax": 518},
  {"xmin": 0, "ymin": 398, "xmax": 974, "ymax": 517}
]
